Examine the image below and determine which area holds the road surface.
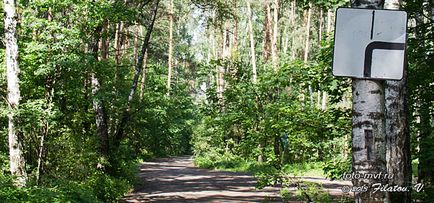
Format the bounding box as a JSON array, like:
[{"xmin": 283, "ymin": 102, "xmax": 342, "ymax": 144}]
[{"xmin": 121, "ymin": 156, "xmax": 351, "ymax": 202}]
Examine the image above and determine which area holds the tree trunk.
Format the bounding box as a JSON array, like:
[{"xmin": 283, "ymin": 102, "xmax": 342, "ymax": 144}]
[
  {"xmin": 271, "ymin": 0, "xmax": 279, "ymax": 70},
  {"xmin": 167, "ymin": 0, "xmax": 174, "ymax": 95},
  {"xmin": 383, "ymin": 1, "xmax": 411, "ymax": 202},
  {"xmin": 321, "ymin": 91, "xmax": 327, "ymax": 110},
  {"xmin": 232, "ymin": 0, "xmax": 238, "ymax": 54},
  {"xmin": 262, "ymin": 2, "xmax": 272, "ymax": 62},
  {"xmin": 114, "ymin": 0, "xmax": 160, "ymax": 146},
  {"xmin": 327, "ymin": 9, "xmax": 332, "ymax": 34},
  {"xmin": 90, "ymin": 25, "xmax": 110, "ymax": 158},
  {"xmin": 246, "ymin": 0, "xmax": 257, "ymax": 84},
  {"xmin": 319, "ymin": 8, "xmax": 323, "ymax": 43},
  {"xmin": 350, "ymin": 1, "xmax": 388, "ymax": 201},
  {"xmin": 37, "ymin": 8, "xmax": 56, "ymax": 184},
  {"xmin": 351, "ymin": 0, "xmax": 387, "ymax": 202},
  {"xmin": 291, "ymin": 0, "xmax": 296, "ymax": 60},
  {"xmin": 5, "ymin": 0, "xmax": 28, "ymax": 186},
  {"xmin": 114, "ymin": 22, "xmax": 124, "ymax": 64},
  {"xmin": 303, "ymin": 3, "xmax": 312, "ymax": 63},
  {"xmin": 352, "ymin": 80, "xmax": 387, "ymax": 202},
  {"xmin": 133, "ymin": 24, "xmax": 140, "ymax": 65},
  {"xmin": 99, "ymin": 20, "xmax": 109, "ymax": 60},
  {"xmin": 139, "ymin": 49, "xmax": 148, "ymax": 100}
]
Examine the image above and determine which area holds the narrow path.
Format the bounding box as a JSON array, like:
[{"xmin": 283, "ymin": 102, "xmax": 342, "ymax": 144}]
[{"xmin": 121, "ymin": 156, "xmax": 351, "ymax": 203}]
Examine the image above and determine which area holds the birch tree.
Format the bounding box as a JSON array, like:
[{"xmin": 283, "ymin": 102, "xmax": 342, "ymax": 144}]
[
  {"xmin": 303, "ymin": 3, "xmax": 312, "ymax": 63},
  {"xmin": 167, "ymin": 0, "xmax": 174, "ymax": 95},
  {"xmin": 246, "ymin": 0, "xmax": 257, "ymax": 83},
  {"xmin": 114, "ymin": 0, "xmax": 160, "ymax": 146},
  {"xmin": 4, "ymin": 0, "xmax": 28, "ymax": 186},
  {"xmin": 384, "ymin": 1, "xmax": 412, "ymax": 202},
  {"xmin": 351, "ymin": 0, "xmax": 388, "ymax": 202}
]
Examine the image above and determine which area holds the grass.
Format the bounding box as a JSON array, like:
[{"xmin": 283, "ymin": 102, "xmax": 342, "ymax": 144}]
[
  {"xmin": 282, "ymin": 162, "xmax": 325, "ymax": 177},
  {"xmin": 194, "ymin": 155, "xmax": 325, "ymax": 177}
]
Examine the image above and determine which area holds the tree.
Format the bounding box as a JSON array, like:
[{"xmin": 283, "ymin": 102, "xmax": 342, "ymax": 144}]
[
  {"xmin": 4, "ymin": 0, "xmax": 28, "ymax": 186},
  {"xmin": 89, "ymin": 23, "xmax": 110, "ymax": 158},
  {"xmin": 384, "ymin": 1, "xmax": 412, "ymax": 202},
  {"xmin": 246, "ymin": 0, "xmax": 257, "ymax": 83},
  {"xmin": 114, "ymin": 0, "xmax": 160, "ymax": 146},
  {"xmin": 350, "ymin": 0, "xmax": 388, "ymax": 202},
  {"xmin": 167, "ymin": 0, "xmax": 174, "ymax": 95}
]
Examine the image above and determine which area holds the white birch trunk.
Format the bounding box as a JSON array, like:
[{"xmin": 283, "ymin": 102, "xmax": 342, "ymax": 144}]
[
  {"xmin": 139, "ymin": 50, "xmax": 148, "ymax": 100},
  {"xmin": 291, "ymin": 0, "xmax": 296, "ymax": 60},
  {"xmin": 327, "ymin": 9, "xmax": 332, "ymax": 33},
  {"xmin": 303, "ymin": 3, "xmax": 312, "ymax": 63},
  {"xmin": 319, "ymin": 8, "xmax": 323, "ymax": 43},
  {"xmin": 352, "ymin": 80, "xmax": 387, "ymax": 202},
  {"xmin": 4, "ymin": 0, "xmax": 28, "ymax": 186},
  {"xmin": 321, "ymin": 91, "xmax": 327, "ymax": 110},
  {"xmin": 246, "ymin": 0, "xmax": 257, "ymax": 84},
  {"xmin": 167, "ymin": 0, "xmax": 174, "ymax": 95},
  {"xmin": 350, "ymin": 1, "xmax": 388, "ymax": 202}
]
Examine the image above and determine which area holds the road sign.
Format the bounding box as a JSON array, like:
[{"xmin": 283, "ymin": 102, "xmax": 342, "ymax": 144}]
[{"xmin": 332, "ymin": 8, "xmax": 407, "ymax": 80}]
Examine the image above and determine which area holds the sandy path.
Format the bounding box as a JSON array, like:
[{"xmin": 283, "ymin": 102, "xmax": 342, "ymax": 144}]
[{"xmin": 121, "ymin": 156, "xmax": 351, "ymax": 203}]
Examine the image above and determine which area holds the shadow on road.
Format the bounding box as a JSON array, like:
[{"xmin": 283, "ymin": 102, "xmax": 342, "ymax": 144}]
[{"xmin": 121, "ymin": 156, "xmax": 351, "ymax": 203}]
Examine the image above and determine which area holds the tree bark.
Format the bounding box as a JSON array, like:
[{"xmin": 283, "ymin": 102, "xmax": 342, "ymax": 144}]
[
  {"xmin": 326, "ymin": 9, "xmax": 332, "ymax": 34},
  {"xmin": 291, "ymin": 0, "xmax": 296, "ymax": 60},
  {"xmin": 114, "ymin": 22, "xmax": 124, "ymax": 65},
  {"xmin": 139, "ymin": 49, "xmax": 148, "ymax": 100},
  {"xmin": 352, "ymin": 80, "xmax": 387, "ymax": 202},
  {"xmin": 271, "ymin": 0, "xmax": 279, "ymax": 70},
  {"xmin": 232, "ymin": 0, "xmax": 238, "ymax": 54},
  {"xmin": 262, "ymin": 1, "xmax": 272, "ymax": 62},
  {"xmin": 303, "ymin": 3, "xmax": 312, "ymax": 63},
  {"xmin": 246, "ymin": 0, "xmax": 257, "ymax": 84},
  {"xmin": 319, "ymin": 8, "xmax": 323, "ymax": 43},
  {"xmin": 350, "ymin": 1, "xmax": 388, "ymax": 202},
  {"xmin": 167, "ymin": 0, "xmax": 174, "ymax": 95},
  {"xmin": 383, "ymin": 1, "xmax": 411, "ymax": 202},
  {"xmin": 5, "ymin": 0, "xmax": 28, "ymax": 186},
  {"xmin": 133, "ymin": 24, "xmax": 140, "ymax": 65}
]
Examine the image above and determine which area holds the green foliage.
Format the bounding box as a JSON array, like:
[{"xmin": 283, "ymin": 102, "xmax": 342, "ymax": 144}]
[
  {"xmin": 0, "ymin": 174, "xmax": 101, "ymax": 203},
  {"xmin": 2, "ymin": 0, "xmax": 197, "ymax": 201},
  {"xmin": 256, "ymin": 171, "xmax": 333, "ymax": 202},
  {"xmin": 322, "ymin": 155, "xmax": 352, "ymax": 180}
]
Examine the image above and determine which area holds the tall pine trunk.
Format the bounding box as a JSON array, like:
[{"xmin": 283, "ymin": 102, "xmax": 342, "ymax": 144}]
[
  {"xmin": 4, "ymin": 0, "xmax": 27, "ymax": 186},
  {"xmin": 262, "ymin": 2, "xmax": 272, "ymax": 62},
  {"xmin": 271, "ymin": 0, "xmax": 279, "ymax": 70}
]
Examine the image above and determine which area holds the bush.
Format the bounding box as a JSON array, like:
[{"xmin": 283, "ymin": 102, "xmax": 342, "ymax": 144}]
[
  {"xmin": 0, "ymin": 174, "xmax": 101, "ymax": 203},
  {"xmin": 322, "ymin": 155, "xmax": 351, "ymax": 180}
]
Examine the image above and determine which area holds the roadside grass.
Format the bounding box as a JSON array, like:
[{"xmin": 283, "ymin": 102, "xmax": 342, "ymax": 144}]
[
  {"xmin": 282, "ymin": 162, "xmax": 324, "ymax": 177},
  {"xmin": 194, "ymin": 155, "xmax": 324, "ymax": 177}
]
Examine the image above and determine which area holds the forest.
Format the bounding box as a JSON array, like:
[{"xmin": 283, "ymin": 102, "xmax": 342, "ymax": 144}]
[{"xmin": 0, "ymin": 0, "xmax": 433, "ymax": 202}]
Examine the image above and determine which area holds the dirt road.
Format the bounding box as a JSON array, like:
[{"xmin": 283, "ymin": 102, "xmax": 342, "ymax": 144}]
[{"xmin": 121, "ymin": 156, "xmax": 351, "ymax": 203}]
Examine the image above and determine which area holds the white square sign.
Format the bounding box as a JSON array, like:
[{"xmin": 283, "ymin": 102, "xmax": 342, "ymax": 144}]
[{"xmin": 332, "ymin": 8, "xmax": 407, "ymax": 80}]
